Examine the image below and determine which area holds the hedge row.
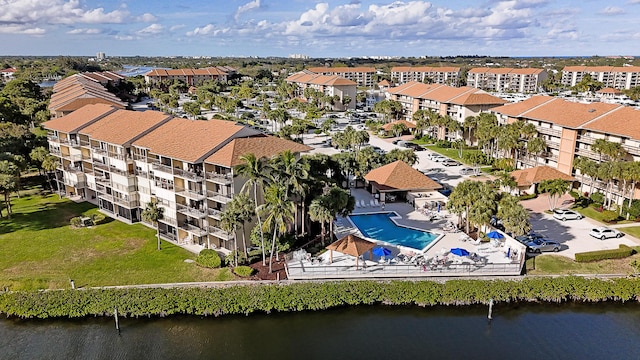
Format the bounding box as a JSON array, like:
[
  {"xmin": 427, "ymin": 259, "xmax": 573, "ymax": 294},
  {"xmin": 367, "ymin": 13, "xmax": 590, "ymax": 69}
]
[
  {"xmin": 1, "ymin": 277, "xmax": 640, "ymax": 319},
  {"xmin": 575, "ymin": 245, "xmax": 635, "ymax": 262}
]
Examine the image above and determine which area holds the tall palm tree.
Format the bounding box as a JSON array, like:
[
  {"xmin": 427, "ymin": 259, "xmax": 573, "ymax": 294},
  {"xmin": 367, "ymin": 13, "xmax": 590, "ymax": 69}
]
[
  {"xmin": 0, "ymin": 160, "xmax": 19, "ymax": 218},
  {"xmin": 220, "ymin": 206, "xmax": 240, "ymax": 266},
  {"xmin": 497, "ymin": 194, "xmax": 531, "ymax": 236},
  {"xmin": 231, "ymin": 193, "xmax": 255, "ymax": 258},
  {"xmin": 527, "ymin": 137, "xmax": 547, "ymax": 166},
  {"xmin": 236, "ymin": 153, "xmax": 270, "ymax": 265},
  {"xmin": 309, "ymin": 197, "xmax": 333, "ymax": 245},
  {"xmin": 259, "ymin": 184, "xmax": 295, "ymax": 273},
  {"xmin": 538, "ymin": 179, "xmax": 570, "ymax": 211},
  {"xmin": 41, "ymin": 154, "xmax": 59, "ymax": 196},
  {"xmin": 141, "ymin": 199, "xmax": 165, "ymax": 251},
  {"xmin": 270, "ymin": 150, "xmax": 309, "ymax": 236},
  {"xmin": 390, "ymin": 122, "xmax": 407, "ymax": 139},
  {"xmin": 463, "ymin": 115, "xmax": 478, "ymax": 146}
]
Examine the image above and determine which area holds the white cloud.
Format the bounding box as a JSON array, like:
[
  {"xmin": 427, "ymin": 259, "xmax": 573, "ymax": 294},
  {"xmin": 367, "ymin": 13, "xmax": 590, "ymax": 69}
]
[
  {"xmin": 67, "ymin": 28, "xmax": 102, "ymax": 35},
  {"xmin": 137, "ymin": 23, "xmax": 164, "ymax": 35},
  {"xmin": 170, "ymin": 24, "xmax": 186, "ymax": 32},
  {"xmin": 115, "ymin": 34, "xmax": 136, "ymax": 41},
  {"xmin": 235, "ymin": 0, "xmax": 262, "ymax": 21},
  {"xmin": 136, "ymin": 13, "xmax": 158, "ymax": 22},
  {"xmin": 600, "ymin": 6, "xmax": 625, "ymax": 15},
  {"xmin": 0, "ymin": 25, "xmax": 46, "ymax": 35}
]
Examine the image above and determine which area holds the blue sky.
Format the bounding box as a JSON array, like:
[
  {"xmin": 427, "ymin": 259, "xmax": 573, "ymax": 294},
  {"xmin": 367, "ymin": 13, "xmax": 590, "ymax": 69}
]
[{"xmin": 1, "ymin": 0, "xmax": 639, "ymax": 58}]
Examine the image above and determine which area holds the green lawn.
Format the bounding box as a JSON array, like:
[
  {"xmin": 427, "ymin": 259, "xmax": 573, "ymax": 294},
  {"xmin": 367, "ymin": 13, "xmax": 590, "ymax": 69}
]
[
  {"xmin": 573, "ymin": 205, "xmax": 636, "ymax": 225},
  {"xmin": 526, "ymin": 249, "xmax": 640, "ymax": 275},
  {"xmin": 0, "ymin": 190, "xmax": 234, "ymax": 291}
]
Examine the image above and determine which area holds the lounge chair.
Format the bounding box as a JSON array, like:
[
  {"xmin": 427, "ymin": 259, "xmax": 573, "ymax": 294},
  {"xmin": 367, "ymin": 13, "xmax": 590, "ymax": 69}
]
[
  {"xmin": 362, "ymin": 200, "xmax": 369, "ymax": 207},
  {"xmin": 374, "ymin": 199, "xmax": 380, "ymax": 206},
  {"xmin": 370, "ymin": 199, "xmax": 376, "ymax": 207}
]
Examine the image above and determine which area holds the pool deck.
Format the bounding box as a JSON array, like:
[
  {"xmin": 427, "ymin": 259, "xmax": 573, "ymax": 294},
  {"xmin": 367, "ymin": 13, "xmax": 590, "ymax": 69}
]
[{"xmin": 286, "ymin": 188, "xmax": 526, "ymax": 280}]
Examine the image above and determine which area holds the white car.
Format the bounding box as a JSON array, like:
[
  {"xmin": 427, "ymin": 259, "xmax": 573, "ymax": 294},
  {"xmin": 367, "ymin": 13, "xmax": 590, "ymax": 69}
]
[
  {"xmin": 430, "ymin": 155, "xmax": 447, "ymax": 162},
  {"xmin": 589, "ymin": 227, "xmax": 623, "ymax": 240},
  {"xmin": 552, "ymin": 209, "xmax": 583, "ymax": 221}
]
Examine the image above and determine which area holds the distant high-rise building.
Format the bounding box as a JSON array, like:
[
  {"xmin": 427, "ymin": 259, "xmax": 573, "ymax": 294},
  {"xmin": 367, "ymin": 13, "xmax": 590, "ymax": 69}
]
[
  {"xmin": 288, "ymin": 54, "xmax": 309, "ymax": 59},
  {"xmin": 96, "ymin": 52, "xmax": 106, "ymax": 61}
]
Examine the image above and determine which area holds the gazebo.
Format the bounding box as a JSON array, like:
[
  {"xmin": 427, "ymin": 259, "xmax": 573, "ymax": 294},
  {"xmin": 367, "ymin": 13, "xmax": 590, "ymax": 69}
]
[
  {"xmin": 364, "ymin": 160, "xmax": 442, "ymax": 203},
  {"xmin": 326, "ymin": 234, "xmax": 376, "ymax": 269},
  {"xmin": 381, "ymin": 120, "xmax": 416, "ymax": 134},
  {"xmin": 510, "ymin": 165, "xmax": 576, "ymax": 194}
]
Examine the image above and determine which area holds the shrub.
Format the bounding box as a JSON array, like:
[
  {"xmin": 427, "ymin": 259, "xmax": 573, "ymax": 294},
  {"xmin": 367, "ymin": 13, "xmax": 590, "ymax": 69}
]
[
  {"xmin": 435, "ymin": 140, "xmax": 451, "ymax": 148},
  {"xmin": 575, "ymin": 245, "xmax": 634, "ymax": 262},
  {"xmin": 196, "ymin": 249, "xmax": 222, "ymax": 268},
  {"xmin": 518, "ymin": 193, "xmax": 537, "ymax": 201},
  {"xmin": 70, "ymin": 217, "xmax": 82, "ymax": 228},
  {"xmin": 590, "ymin": 192, "xmax": 605, "ymax": 205},
  {"xmin": 233, "ymin": 266, "xmax": 255, "ymax": 277},
  {"xmin": 569, "ymin": 190, "xmax": 580, "ymax": 200},
  {"xmin": 601, "ymin": 210, "xmax": 619, "ymax": 223},
  {"xmin": 90, "ymin": 213, "xmax": 106, "ymax": 225}
]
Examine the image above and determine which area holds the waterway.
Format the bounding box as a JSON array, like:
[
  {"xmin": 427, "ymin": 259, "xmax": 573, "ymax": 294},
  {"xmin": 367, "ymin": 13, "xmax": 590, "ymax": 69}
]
[{"xmin": 1, "ymin": 303, "xmax": 640, "ymax": 359}]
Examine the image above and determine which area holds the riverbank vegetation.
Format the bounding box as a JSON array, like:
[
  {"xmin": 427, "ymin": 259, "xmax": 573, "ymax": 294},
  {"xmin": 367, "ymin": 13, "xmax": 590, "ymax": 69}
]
[
  {"xmin": 1, "ymin": 277, "xmax": 640, "ymax": 319},
  {"xmin": 0, "ymin": 189, "xmax": 234, "ymax": 290}
]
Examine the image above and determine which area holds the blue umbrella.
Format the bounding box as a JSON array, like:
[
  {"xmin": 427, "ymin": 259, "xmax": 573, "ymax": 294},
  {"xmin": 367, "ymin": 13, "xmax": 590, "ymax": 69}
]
[
  {"xmin": 372, "ymin": 247, "xmax": 392, "ymax": 257},
  {"xmin": 486, "ymin": 231, "xmax": 504, "ymax": 239},
  {"xmin": 450, "ymin": 248, "xmax": 470, "ymax": 257}
]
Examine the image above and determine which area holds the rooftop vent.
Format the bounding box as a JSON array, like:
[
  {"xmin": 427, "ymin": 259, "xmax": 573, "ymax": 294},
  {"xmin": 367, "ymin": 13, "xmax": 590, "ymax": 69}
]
[{"xmin": 588, "ymin": 109, "xmax": 596, "ymax": 113}]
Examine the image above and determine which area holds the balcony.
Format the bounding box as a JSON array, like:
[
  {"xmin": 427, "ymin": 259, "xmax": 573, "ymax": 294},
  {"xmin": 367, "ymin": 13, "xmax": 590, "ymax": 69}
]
[
  {"xmin": 79, "ymin": 139, "xmax": 90, "ymax": 147},
  {"xmin": 208, "ymin": 226, "xmax": 234, "ymax": 241},
  {"xmin": 179, "ymin": 222, "xmax": 208, "ymax": 237},
  {"xmin": 176, "ymin": 203, "xmax": 207, "ymax": 219},
  {"xmin": 113, "ymin": 197, "xmax": 140, "ymax": 208},
  {"xmin": 206, "ymin": 190, "xmax": 232, "ymax": 204},
  {"xmin": 159, "ymin": 217, "xmax": 178, "ymax": 227},
  {"xmin": 108, "ymin": 152, "xmax": 133, "ymax": 162},
  {"xmin": 206, "ymin": 172, "xmax": 233, "ymax": 185},
  {"xmin": 93, "ymin": 162, "xmax": 109, "ymax": 171},
  {"xmin": 134, "ymin": 169, "xmax": 149, "ymax": 178},
  {"xmin": 91, "ymin": 146, "xmax": 108, "ymax": 156},
  {"xmin": 63, "ymin": 179, "xmax": 86, "ymax": 188},
  {"xmin": 62, "ymin": 153, "xmax": 83, "ymax": 162},
  {"xmin": 159, "ymin": 230, "xmax": 177, "ymax": 242},
  {"xmin": 576, "ymin": 135, "xmax": 595, "ymax": 145},
  {"xmin": 151, "ymin": 162, "xmax": 173, "ymax": 174},
  {"xmin": 174, "ymin": 168, "xmax": 204, "ymax": 182},
  {"xmin": 95, "ymin": 177, "xmax": 111, "ymax": 185},
  {"xmin": 49, "ymin": 148, "xmax": 61, "ymax": 155},
  {"xmin": 208, "ymin": 208, "xmax": 223, "ymax": 220},
  {"xmin": 536, "ymin": 127, "xmax": 561, "ymax": 137},
  {"xmin": 47, "ymin": 135, "xmax": 60, "ymax": 144},
  {"xmin": 98, "ymin": 193, "xmax": 114, "ymax": 202},
  {"xmin": 175, "ymin": 187, "xmax": 207, "ymax": 201}
]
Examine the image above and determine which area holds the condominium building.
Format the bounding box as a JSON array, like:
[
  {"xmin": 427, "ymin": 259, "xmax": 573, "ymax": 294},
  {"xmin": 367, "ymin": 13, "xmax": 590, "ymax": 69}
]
[
  {"xmin": 390, "ymin": 66, "xmax": 461, "ymax": 86},
  {"xmin": 43, "ymin": 104, "xmax": 311, "ymax": 252},
  {"xmin": 492, "ymin": 96, "xmax": 640, "ymax": 203},
  {"xmin": 561, "ymin": 66, "xmax": 640, "ymax": 90},
  {"xmin": 48, "ymin": 74, "xmax": 127, "ymax": 118},
  {"xmin": 306, "ymin": 66, "xmax": 376, "ymax": 87},
  {"xmin": 286, "ymin": 70, "xmax": 357, "ymax": 110},
  {"xmin": 144, "ymin": 67, "xmax": 235, "ymax": 87},
  {"xmin": 466, "ymin": 68, "xmax": 548, "ymax": 93},
  {"xmin": 387, "ymin": 81, "xmax": 506, "ymax": 139}
]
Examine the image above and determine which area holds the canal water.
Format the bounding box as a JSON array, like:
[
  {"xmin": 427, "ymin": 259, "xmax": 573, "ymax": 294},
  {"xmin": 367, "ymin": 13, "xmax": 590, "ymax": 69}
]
[{"xmin": 1, "ymin": 303, "xmax": 640, "ymax": 359}]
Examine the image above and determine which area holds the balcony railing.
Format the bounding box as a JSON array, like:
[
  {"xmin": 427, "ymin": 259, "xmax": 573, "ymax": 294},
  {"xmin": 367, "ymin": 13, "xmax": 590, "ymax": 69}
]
[
  {"xmin": 175, "ymin": 187, "xmax": 207, "ymax": 200},
  {"xmin": 79, "ymin": 139, "xmax": 90, "ymax": 147},
  {"xmin": 208, "ymin": 226, "xmax": 234, "ymax": 240},
  {"xmin": 93, "ymin": 162, "xmax": 109, "ymax": 171},
  {"xmin": 133, "ymin": 153, "xmax": 151, "ymax": 162},
  {"xmin": 151, "ymin": 162, "xmax": 173, "ymax": 174},
  {"xmin": 134, "ymin": 169, "xmax": 149, "ymax": 178},
  {"xmin": 95, "ymin": 177, "xmax": 111, "ymax": 185},
  {"xmin": 208, "ymin": 208, "xmax": 223, "ymax": 220},
  {"xmin": 206, "ymin": 172, "xmax": 233, "ymax": 185},
  {"xmin": 63, "ymin": 179, "xmax": 86, "ymax": 188},
  {"xmin": 112, "ymin": 197, "xmax": 140, "ymax": 208},
  {"xmin": 536, "ymin": 127, "xmax": 562, "ymax": 137},
  {"xmin": 206, "ymin": 190, "xmax": 232, "ymax": 204},
  {"xmin": 98, "ymin": 193, "xmax": 114, "ymax": 202},
  {"xmin": 174, "ymin": 168, "xmax": 204, "ymax": 182},
  {"xmin": 62, "ymin": 153, "xmax": 83, "ymax": 162},
  {"xmin": 179, "ymin": 222, "xmax": 208, "ymax": 237},
  {"xmin": 159, "ymin": 217, "xmax": 178, "ymax": 227},
  {"xmin": 91, "ymin": 147, "xmax": 108, "ymax": 156},
  {"xmin": 159, "ymin": 230, "xmax": 177, "ymax": 242},
  {"xmin": 176, "ymin": 203, "xmax": 207, "ymax": 219}
]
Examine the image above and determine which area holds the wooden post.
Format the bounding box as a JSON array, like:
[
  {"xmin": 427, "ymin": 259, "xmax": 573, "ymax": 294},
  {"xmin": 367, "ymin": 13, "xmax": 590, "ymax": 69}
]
[
  {"xmin": 488, "ymin": 298, "xmax": 494, "ymax": 321},
  {"xmin": 70, "ymin": 279, "xmax": 75, "ymax": 290},
  {"xmin": 114, "ymin": 308, "xmax": 120, "ymax": 332}
]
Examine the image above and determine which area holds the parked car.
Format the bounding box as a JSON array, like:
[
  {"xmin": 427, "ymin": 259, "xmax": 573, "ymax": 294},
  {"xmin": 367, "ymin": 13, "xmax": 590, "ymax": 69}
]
[
  {"xmin": 442, "ymin": 159, "xmax": 461, "ymax": 166},
  {"xmin": 459, "ymin": 167, "xmax": 474, "ymax": 175},
  {"xmin": 405, "ymin": 143, "xmax": 424, "ymax": 151},
  {"xmin": 515, "ymin": 232, "xmax": 545, "ymax": 245},
  {"xmin": 371, "ymin": 146, "xmax": 385, "ymax": 155},
  {"xmin": 589, "ymin": 227, "xmax": 623, "ymax": 240},
  {"xmin": 426, "ymin": 153, "xmax": 442, "ymax": 160},
  {"xmin": 431, "ymin": 155, "xmax": 447, "ymax": 162},
  {"xmin": 526, "ymin": 238, "xmax": 561, "ymax": 253},
  {"xmin": 553, "ymin": 209, "xmax": 583, "ymax": 221}
]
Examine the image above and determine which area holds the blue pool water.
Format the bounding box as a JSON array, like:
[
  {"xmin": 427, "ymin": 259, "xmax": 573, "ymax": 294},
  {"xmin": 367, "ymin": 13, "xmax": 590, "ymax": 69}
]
[{"xmin": 349, "ymin": 213, "xmax": 438, "ymax": 250}]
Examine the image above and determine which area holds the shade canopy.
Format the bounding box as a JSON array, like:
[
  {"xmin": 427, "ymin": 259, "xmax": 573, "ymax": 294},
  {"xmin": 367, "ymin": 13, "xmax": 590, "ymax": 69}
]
[
  {"xmin": 450, "ymin": 248, "xmax": 470, "ymax": 257},
  {"xmin": 326, "ymin": 234, "xmax": 376, "ymax": 269},
  {"xmin": 372, "ymin": 247, "xmax": 392, "ymax": 257},
  {"xmin": 486, "ymin": 231, "xmax": 504, "ymax": 239}
]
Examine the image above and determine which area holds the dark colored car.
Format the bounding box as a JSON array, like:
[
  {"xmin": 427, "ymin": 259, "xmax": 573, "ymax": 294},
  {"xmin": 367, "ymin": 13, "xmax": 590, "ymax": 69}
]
[{"xmin": 526, "ymin": 239, "xmax": 561, "ymax": 253}]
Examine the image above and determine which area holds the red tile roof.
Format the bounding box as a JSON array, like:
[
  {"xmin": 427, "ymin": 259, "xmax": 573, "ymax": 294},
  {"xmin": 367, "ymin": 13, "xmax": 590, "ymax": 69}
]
[
  {"xmin": 510, "ymin": 166, "xmax": 575, "ymax": 187},
  {"xmin": 307, "ymin": 66, "xmax": 376, "ymax": 73},
  {"xmin": 381, "ymin": 120, "xmax": 416, "ymax": 131},
  {"xmin": 42, "ymin": 104, "xmax": 118, "ymax": 133},
  {"xmin": 79, "ymin": 109, "xmax": 171, "ymax": 145},
  {"xmin": 365, "ymin": 161, "xmax": 442, "ymax": 191},
  {"xmin": 204, "ymin": 135, "xmax": 311, "ymax": 167}
]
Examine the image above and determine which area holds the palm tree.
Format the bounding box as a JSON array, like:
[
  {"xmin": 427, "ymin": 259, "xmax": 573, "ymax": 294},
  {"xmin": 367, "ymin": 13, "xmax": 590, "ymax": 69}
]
[
  {"xmin": 259, "ymin": 184, "xmax": 295, "ymax": 273},
  {"xmin": 309, "ymin": 198, "xmax": 333, "ymax": 245},
  {"xmin": 390, "ymin": 122, "xmax": 407, "ymax": 139},
  {"xmin": 220, "ymin": 206, "xmax": 240, "ymax": 266},
  {"xmin": 385, "ymin": 149, "xmax": 418, "ymax": 166},
  {"xmin": 463, "ymin": 115, "xmax": 478, "ymax": 146},
  {"xmin": 497, "ymin": 194, "xmax": 531, "ymax": 236},
  {"xmin": 233, "ymin": 193, "xmax": 255, "ymax": 257},
  {"xmin": 236, "ymin": 153, "xmax": 270, "ymax": 265},
  {"xmin": 538, "ymin": 179, "xmax": 570, "ymax": 211},
  {"xmin": 270, "ymin": 150, "xmax": 309, "ymax": 236},
  {"xmin": 41, "ymin": 154, "xmax": 59, "ymax": 195},
  {"xmin": 0, "ymin": 160, "xmax": 19, "ymax": 218},
  {"xmin": 527, "ymin": 137, "xmax": 547, "ymax": 166},
  {"xmin": 141, "ymin": 199, "xmax": 165, "ymax": 251}
]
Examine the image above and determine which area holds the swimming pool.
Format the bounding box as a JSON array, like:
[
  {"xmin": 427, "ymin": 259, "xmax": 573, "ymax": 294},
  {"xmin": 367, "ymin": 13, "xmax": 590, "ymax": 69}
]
[{"xmin": 348, "ymin": 212, "xmax": 440, "ymax": 251}]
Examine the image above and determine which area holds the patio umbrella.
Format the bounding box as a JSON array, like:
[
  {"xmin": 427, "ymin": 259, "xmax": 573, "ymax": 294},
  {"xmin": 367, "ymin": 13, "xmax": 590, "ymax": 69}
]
[
  {"xmin": 326, "ymin": 234, "xmax": 376, "ymax": 269},
  {"xmin": 450, "ymin": 248, "xmax": 470, "ymax": 257},
  {"xmin": 486, "ymin": 231, "xmax": 504, "ymax": 239},
  {"xmin": 372, "ymin": 247, "xmax": 392, "ymax": 257}
]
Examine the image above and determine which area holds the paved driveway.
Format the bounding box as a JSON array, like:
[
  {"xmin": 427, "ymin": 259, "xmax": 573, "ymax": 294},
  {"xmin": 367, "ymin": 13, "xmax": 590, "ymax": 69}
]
[{"xmin": 521, "ymin": 195, "xmax": 640, "ymax": 258}]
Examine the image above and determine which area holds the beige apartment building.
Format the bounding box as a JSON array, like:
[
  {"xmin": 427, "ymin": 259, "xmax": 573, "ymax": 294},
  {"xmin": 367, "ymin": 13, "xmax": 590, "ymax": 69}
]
[
  {"xmin": 492, "ymin": 96, "xmax": 640, "ymax": 203},
  {"xmin": 48, "ymin": 74, "xmax": 127, "ymax": 118},
  {"xmin": 43, "ymin": 104, "xmax": 310, "ymax": 252},
  {"xmin": 387, "ymin": 81, "xmax": 506, "ymax": 139},
  {"xmin": 144, "ymin": 67, "xmax": 234, "ymax": 87},
  {"xmin": 307, "ymin": 66, "xmax": 376, "ymax": 87},
  {"xmin": 466, "ymin": 68, "xmax": 548, "ymax": 93},
  {"xmin": 286, "ymin": 71, "xmax": 357, "ymax": 110},
  {"xmin": 561, "ymin": 66, "xmax": 640, "ymax": 90},
  {"xmin": 390, "ymin": 66, "xmax": 461, "ymax": 86}
]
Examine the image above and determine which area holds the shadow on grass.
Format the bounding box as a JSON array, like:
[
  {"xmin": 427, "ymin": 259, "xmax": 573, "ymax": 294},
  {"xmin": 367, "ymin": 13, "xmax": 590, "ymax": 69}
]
[{"xmin": 0, "ymin": 195, "xmax": 97, "ymax": 234}]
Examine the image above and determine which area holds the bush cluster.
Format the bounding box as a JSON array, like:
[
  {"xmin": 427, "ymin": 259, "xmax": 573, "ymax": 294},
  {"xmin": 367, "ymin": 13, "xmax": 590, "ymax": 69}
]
[
  {"xmin": 575, "ymin": 245, "xmax": 635, "ymax": 262},
  {"xmin": 435, "ymin": 140, "xmax": 451, "ymax": 148},
  {"xmin": 196, "ymin": 250, "xmax": 222, "ymax": 268},
  {"xmin": 1, "ymin": 277, "xmax": 640, "ymax": 319},
  {"xmin": 233, "ymin": 266, "xmax": 255, "ymax": 277}
]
